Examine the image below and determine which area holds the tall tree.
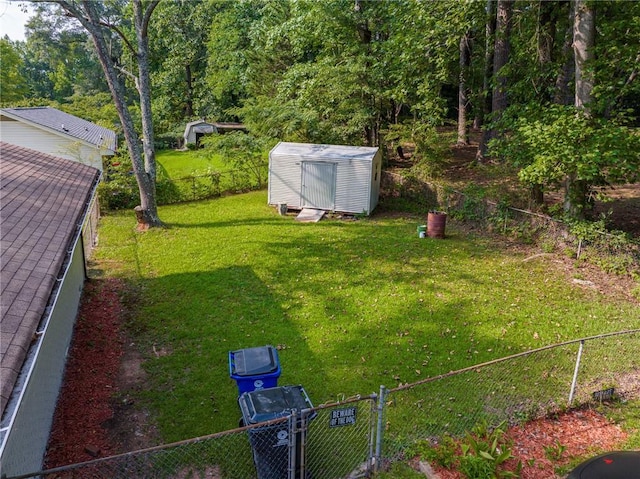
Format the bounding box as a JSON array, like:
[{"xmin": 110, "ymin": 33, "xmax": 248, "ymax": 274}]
[
  {"xmin": 0, "ymin": 37, "xmax": 28, "ymax": 102},
  {"xmin": 573, "ymin": 0, "xmax": 594, "ymax": 111},
  {"xmin": 19, "ymin": 5, "xmax": 106, "ymax": 100},
  {"xmin": 553, "ymin": 1, "xmax": 575, "ymax": 106},
  {"xmin": 486, "ymin": 0, "xmax": 513, "ymax": 153},
  {"xmin": 457, "ymin": 32, "xmax": 472, "ymax": 145},
  {"xmin": 149, "ymin": 0, "xmax": 211, "ymax": 132},
  {"xmin": 50, "ymin": 0, "xmax": 163, "ymax": 229},
  {"xmin": 564, "ymin": 0, "xmax": 595, "ymax": 216}
]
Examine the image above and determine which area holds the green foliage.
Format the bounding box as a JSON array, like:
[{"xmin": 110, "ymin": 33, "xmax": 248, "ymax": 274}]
[
  {"xmin": 543, "ymin": 440, "xmax": 566, "ymax": 462},
  {"xmin": 459, "ymin": 421, "xmax": 520, "ymax": 479},
  {"xmin": 385, "ymin": 122, "xmax": 451, "ymax": 178},
  {"xmin": 448, "ymin": 185, "xmax": 488, "ymax": 222},
  {"xmin": 490, "ymin": 104, "xmax": 640, "ymax": 217},
  {"xmin": 149, "ymin": 0, "xmax": 212, "ymax": 128},
  {"xmin": 20, "ymin": 3, "xmax": 107, "ymax": 100},
  {"xmin": 374, "ymin": 462, "xmax": 425, "ymax": 478},
  {"xmin": 98, "ymin": 154, "xmax": 139, "ymax": 211},
  {"xmin": 0, "ymin": 38, "xmax": 28, "ymax": 102},
  {"xmin": 408, "ymin": 435, "xmax": 458, "ymax": 470},
  {"xmin": 200, "ymin": 132, "xmax": 274, "ymax": 188}
]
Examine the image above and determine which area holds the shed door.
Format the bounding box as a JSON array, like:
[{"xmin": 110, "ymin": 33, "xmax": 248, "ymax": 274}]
[{"xmin": 301, "ymin": 161, "xmax": 337, "ymax": 210}]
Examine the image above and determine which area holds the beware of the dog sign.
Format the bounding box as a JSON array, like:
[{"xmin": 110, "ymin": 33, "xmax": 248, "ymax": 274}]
[{"xmin": 329, "ymin": 407, "xmax": 357, "ymax": 428}]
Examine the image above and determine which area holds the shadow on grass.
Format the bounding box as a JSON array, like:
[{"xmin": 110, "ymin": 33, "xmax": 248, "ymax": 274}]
[{"xmin": 131, "ymin": 265, "xmax": 329, "ymax": 444}]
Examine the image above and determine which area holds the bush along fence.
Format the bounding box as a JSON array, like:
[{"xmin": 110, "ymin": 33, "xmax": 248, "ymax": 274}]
[
  {"xmin": 99, "ymin": 165, "xmax": 268, "ymax": 211},
  {"xmin": 9, "ymin": 330, "xmax": 639, "ymax": 479},
  {"xmin": 380, "ymin": 171, "xmax": 640, "ymax": 281}
]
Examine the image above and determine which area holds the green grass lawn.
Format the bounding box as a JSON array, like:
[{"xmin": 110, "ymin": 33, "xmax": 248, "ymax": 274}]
[
  {"xmin": 156, "ymin": 149, "xmax": 230, "ymax": 179},
  {"xmin": 93, "ymin": 191, "xmax": 640, "ymax": 443}
]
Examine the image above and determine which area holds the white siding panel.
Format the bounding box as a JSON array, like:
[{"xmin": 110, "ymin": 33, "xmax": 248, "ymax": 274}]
[
  {"xmin": 335, "ymin": 160, "xmax": 371, "ymax": 214},
  {"xmin": 0, "ymin": 121, "xmax": 104, "ymax": 170},
  {"xmin": 268, "ymin": 155, "xmax": 304, "ymax": 208}
]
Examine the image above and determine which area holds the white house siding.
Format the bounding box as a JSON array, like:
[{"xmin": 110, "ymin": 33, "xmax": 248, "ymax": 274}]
[
  {"xmin": 0, "ymin": 119, "xmax": 105, "ymax": 171},
  {"xmin": 0, "ymin": 239, "xmax": 86, "ymax": 477}
]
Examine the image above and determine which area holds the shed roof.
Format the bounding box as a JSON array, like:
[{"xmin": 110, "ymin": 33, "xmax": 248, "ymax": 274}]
[
  {"xmin": 0, "ymin": 142, "xmax": 100, "ymax": 415},
  {"xmin": 270, "ymin": 142, "xmax": 379, "ymax": 161},
  {"xmin": 0, "ymin": 107, "xmax": 117, "ymax": 153}
]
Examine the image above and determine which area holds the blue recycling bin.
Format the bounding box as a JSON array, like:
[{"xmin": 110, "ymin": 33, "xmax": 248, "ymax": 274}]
[
  {"xmin": 229, "ymin": 345, "xmax": 281, "ymax": 394},
  {"xmin": 239, "ymin": 385, "xmax": 315, "ymax": 479}
]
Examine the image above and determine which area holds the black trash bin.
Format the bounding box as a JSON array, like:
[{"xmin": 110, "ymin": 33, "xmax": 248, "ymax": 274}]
[
  {"xmin": 566, "ymin": 451, "xmax": 640, "ymax": 479},
  {"xmin": 238, "ymin": 385, "xmax": 315, "ymax": 479}
]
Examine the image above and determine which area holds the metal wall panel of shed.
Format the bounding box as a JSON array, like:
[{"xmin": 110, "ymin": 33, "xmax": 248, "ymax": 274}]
[
  {"xmin": 333, "ymin": 159, "xmax": 372, "ymax": 214},
  {"xmin": 268, "ymin": 155, "xmax": 305, "ymax": 208}
]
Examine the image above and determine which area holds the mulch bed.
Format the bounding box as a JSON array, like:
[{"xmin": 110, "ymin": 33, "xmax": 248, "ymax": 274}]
[
  {"xmin": 427, "ymin": 408, "xmax": 628, "ymax": 479},
  {"xmin": 45, "ymin": 278, "xmax": 126, "ymax": 468}
]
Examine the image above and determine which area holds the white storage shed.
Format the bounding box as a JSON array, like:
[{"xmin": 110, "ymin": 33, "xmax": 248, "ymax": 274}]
[{"xmin": 268, "ymin": 142, "xmax": 382, "ymax": 215}]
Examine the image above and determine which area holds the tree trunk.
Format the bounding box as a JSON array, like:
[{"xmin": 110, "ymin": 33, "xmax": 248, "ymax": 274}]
[
  {"xmin": 476, "ymin": 0, "xmax": 496, "ymax": 161},
  {"xmin": 54, "ymin": 0, "xmax": 162, "ymax": 229},
  {"xmin": 133, "ymin": 0, "xmax": 162, "ymax": 228},
  {"xmin": 563, "ymin": 0, "xmax": 595, "ymax": 217},
  {"xmin": 478, "ymin": 0, "xmax": 512, "ymax": 161},
  {"xmin": 573, "ymin": 0, "xmax": 594, "ymax": 111},
  {"xmin": 185, "ymin": 64, "xmax": 194, "ymax": 118},
  {"xmin": 554, "ymin": 1, "xmax": 575, "ymax": 105},
  {"xmin": 457, "ymin": 32, "xmax": 471, "ymax": 146},
  {"xmin": 563, "ymin": 173, "xmax": 589, "ymax": 218},
  {"xmin": 491, "ymin": 0, "xmax": 512, "ymax": 125}
]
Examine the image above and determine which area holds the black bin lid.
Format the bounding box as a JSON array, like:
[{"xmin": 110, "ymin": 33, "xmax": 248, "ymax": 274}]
[
  {"xmin": 231, "ymin": 345, "xmax": 279, "ymax": 376},
  {"xmin": 566, "ymin": 451, "xmax": 640, "ymax": 479},
  {"xmin": 238, "ymin": 385, "xmax": 313, "ymax": 424}
]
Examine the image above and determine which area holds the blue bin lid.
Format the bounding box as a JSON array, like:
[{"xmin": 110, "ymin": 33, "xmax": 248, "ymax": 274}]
[
  {"xmin": 238, "ymin": 385, "xmax": 313, "ymax": 424},
  {"xmin": 230, "ymin": 345, "xmax": 279, "ymax": 376}
]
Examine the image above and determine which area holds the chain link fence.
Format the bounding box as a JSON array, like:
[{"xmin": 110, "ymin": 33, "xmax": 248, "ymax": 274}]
[
  {"xmin": 380, "ymin": 330, "xmax": 640, "ymax": 465},
  {"xmin": 380, "ymin": 171, "xmax": 640, "ymax": 277},
  {"xmin": 99, "ymin": 165, "xmax": 268, "ymax": 211},
  {"xmin": 9, "ymin": 331, "xmax": 639, "ymax": 479},
  {"xmin": 156, "ymin": 166, "xmax": 268, "ymax": 206}
]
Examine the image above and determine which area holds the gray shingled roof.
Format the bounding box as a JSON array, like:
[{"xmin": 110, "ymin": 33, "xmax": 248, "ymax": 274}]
[
  {"xmin": 1, "ymin": 107, "xmax": 117, "ymax": 152},
  {"xmin": 0, "ymin": 142, "xmax": 100, "ymax": 414}
]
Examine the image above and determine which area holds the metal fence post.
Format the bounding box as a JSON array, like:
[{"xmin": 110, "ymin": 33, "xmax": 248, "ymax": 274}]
[
  {"xmin": 375, "ymin": 385, "xmax": 387, "ymax": 473},
  {"xmin": 298, "ymin": 410, "xmax": 309, "ymax": 479},
  {"xmin": 568, "ymin": 340, "xmax": 585, "ymax": 405},
  {"xmin": 288, "ymin": 410, "xmax": 297, "ymax": 479}
]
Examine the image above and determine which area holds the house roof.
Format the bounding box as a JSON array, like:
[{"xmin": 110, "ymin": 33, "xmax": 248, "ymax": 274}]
[
  {"xmin": 0, "ymin": 142, "xmax": 100, "ymax": 415},
  {"xmin": 0, "ymin": 107, "xmax": 117, "ymax": 153}
]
